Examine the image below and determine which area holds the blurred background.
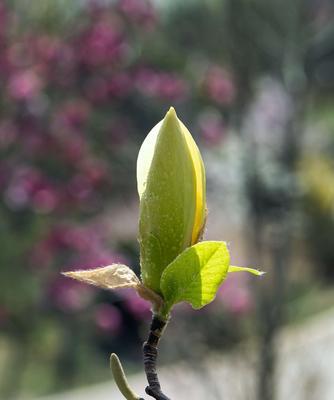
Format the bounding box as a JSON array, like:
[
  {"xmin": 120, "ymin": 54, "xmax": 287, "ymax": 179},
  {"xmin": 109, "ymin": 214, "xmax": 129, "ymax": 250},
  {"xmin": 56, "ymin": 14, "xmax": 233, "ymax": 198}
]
[{"xmin": 0, "ymin": 0, "xmax": 334, "ymax": 399}]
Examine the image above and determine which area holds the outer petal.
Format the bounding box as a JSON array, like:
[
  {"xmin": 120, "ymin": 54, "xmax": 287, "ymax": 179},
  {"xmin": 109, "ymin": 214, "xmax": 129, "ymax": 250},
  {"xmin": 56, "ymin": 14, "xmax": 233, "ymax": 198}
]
[
  {"xmin": 137, "ymin": 121, "xmax": 162, "ymax": 199},
  {"xmin": 137, "ymin": 108, "xmax": 206, "ymax": 243},
  {"xmin": 179, "ymin": 120, "xmax": 206, "ymax": 244}
]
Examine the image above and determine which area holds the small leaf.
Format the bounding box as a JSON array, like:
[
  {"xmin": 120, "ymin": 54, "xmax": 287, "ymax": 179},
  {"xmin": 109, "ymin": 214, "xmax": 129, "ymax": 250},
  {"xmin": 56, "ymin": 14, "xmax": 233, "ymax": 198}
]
[
  {"xmin": 228, "ymin": 265, "xmax": 265, "ymax": 276},
  {"xmin": 63, "ymin": 264, "xmax": 140, "ymax": 290},
  {"xmin": 160, "ymin": 241, "xmax": 230, "ymax": 313},
  {"xmin": 110, "ymin": 353, "xmax": 143, "ymax": 400}
]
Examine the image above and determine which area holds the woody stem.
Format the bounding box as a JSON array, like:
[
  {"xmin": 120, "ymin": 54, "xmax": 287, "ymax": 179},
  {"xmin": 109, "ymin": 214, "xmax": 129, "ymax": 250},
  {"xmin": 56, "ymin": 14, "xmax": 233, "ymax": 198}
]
[{"xmin": 143, "ymin": 314, "xmax": 170, "ymax": 400}]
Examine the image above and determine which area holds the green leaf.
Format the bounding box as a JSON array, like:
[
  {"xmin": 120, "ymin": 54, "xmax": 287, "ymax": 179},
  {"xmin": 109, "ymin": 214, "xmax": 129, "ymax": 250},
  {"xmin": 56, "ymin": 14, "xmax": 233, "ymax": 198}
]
[
  {"xmin": 228, "ymin": 265, "xmax": 265, "ymax": 276},
  {"xmin": 160, "ymin": 241, "xmax": 230, "ymax": 313},
  {"xmin": 110, "ymin": 354, "xmax": 142, "ymax": 400}
]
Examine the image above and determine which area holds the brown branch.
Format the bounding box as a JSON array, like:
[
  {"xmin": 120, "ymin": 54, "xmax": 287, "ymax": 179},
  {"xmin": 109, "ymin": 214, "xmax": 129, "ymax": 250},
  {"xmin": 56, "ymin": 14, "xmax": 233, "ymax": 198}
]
[{"xmin": 143, "ymin": 315, "xmax": 170, "ymax": 400}]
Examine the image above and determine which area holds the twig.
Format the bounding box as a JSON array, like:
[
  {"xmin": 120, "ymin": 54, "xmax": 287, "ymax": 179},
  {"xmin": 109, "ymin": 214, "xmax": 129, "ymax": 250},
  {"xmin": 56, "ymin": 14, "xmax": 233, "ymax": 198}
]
[{"xmin": 143, "ymin": 315, "xmax": 170, "ymax": 400}]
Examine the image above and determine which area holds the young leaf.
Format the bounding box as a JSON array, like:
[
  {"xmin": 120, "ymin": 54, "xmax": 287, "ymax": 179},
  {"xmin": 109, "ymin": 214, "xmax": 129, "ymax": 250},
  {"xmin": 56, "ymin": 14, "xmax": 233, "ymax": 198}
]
[
  {"xmin": 63, "ymin": 264, "xmax": 141, "ymax": 290},
  {"xmin": 160, "ymin": 241, "xmax": 230, "ymax": 313},
  {"xmin": 228, "ymin": 265, "xmax": 265, "ymax": 276},
  {"xmin": 110, "ymin": 354, "xmax": 143, "ymax": 400}
]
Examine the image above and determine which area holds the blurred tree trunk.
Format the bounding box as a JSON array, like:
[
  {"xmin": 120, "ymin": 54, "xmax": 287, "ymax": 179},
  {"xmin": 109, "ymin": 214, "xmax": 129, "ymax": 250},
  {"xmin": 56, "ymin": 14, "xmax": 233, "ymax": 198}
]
[
  {"xmin": 246, "ymin": 87, "xmax": 306, "ymax": 400},
  {"xmin": 222, "ymin": 0, "xmax": 309, "ymax": 397}
]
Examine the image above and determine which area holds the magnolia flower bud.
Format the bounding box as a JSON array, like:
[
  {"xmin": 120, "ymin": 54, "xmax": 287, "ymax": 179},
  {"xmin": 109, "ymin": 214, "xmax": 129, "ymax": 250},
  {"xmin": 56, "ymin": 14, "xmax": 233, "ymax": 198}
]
[{"xmin": 137, "ymin": 107, "xmax": 206, "ymax": 293}]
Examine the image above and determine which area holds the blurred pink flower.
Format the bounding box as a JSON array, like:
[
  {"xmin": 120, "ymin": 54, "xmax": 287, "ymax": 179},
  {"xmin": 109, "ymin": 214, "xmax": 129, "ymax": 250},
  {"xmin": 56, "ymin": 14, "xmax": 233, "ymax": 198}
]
[
  {"xmin": 107, "ymin": 73, "xmax": 132, "ymax": 98},
  {"xmin": 157, "ymin": 73, "xmax": 188, "ymax": 101},
  {"xmin": 56, "ymin": 100, "xmax": 91, "ymax": 131},
  {"xmin": 3, "ymin": 166, "xmax": 62, "ymax": 213},
  {"xmin": 198, "ymin": 111, "xmax": 226, "ymax": 145},
  {"xmin": 34, "ymin": 36, "xmax": 62, "ymax": 64},
  {"xmin": 0, "ymin": 120, "xmax": 17, "ymax": 149},
  {"xmin": 30, "ymin": 223, "xmax": 115, "ymax": 268},
  {"xmin": 48, "ymin": 277, "xmax": 93, "ymax": 312},
  {"xmin": 218, "ymin": 274, "xmax": 253, "ymax": 315},
  {"xmin": 34, "ymin": 222, "xmax": 128, "ymax": 270},
  {"xmin": 135, "ymin": 68, "xmax": 187, "ymax": 101},
  {"xmin": 84, "ymin": 77, "xmax": 109, "ymax": 103},
  {"xmin": 60, "ymin": 137, "xmax": 87, "ymax": 164},
  {"xmin": 71, "ymin": 249, "xmax": 126, "ymax": 270},
  {"xmin": 22, "ymin": 131, "xmax": 58, "ymax": 157},
  {"xmin": 203, "ymin": 66, "xmax": 235, "ymax": 105},
  {"xmin": 7, "ymin": 40, "xmax": 34, "ymax": 69},
  {"xmin": 0, "ymin": 162, "xmax": 10, "ymax": 192},
  {"xmin": 118, "ymin": 0, "xmax": 157, "ymax": 30},
  {"xmin": 122, "ymin": 289, "xmax": 151, "ymax": 320},
  {"xmin": 94, "ymin": 303, "xmax": 122, "ymax": 334},
  {"xmin": 79, "ymin": 21, "xmax": 126, "ymax": 67},
  {"xmin": 61, "ymin": 226, "xmax": 100, "ymax": 252},
  {"xmin": 4, "ymin": 184, "xmax": 29, "ymax": 209},
  {"xmin": 78, "ymin": 158, "xmax": 108, "ymax": 186},
  {"xmin": 29, "ymin": 240, "xmax": 54, "ymax": 267},
  {"xmin": 107, "ymin": 118, "xmax": 130, "ymax": 146},
  {"xmin": 8, "ymin": 69, "xmax": 43, "ymax": 100},
  {"xmin": 4, "ymin": 166, "xmax": 42, "ymax": 209},
  {"xmin": 50, "ymin": 44, "xmax": 77, "ymax": 87},
  {"xmin": 32, "ymin": 187, "xmax": 58, "ymax": 214},
  {"xmin": 67, "ymin": 174, "xmax": 93, "ymax": 201}
]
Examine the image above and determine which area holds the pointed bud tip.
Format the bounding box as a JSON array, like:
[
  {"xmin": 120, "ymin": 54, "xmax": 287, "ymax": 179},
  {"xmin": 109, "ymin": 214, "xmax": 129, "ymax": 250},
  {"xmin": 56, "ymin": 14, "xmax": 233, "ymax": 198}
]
[
  {"xmin": 165, "ymin": 106, "xmax": 178, "ymax": 121},
  {"xmin": 162, "ymin": 106, "xmax": 181, "ymax": 134}
]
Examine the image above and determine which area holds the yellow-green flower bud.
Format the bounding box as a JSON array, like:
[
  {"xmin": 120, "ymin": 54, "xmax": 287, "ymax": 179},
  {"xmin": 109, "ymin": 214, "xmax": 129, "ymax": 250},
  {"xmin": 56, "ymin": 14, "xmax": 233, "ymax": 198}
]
[{"xmin": 137, "ymin": 107, "xmax": 206, "ymax": 294}]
